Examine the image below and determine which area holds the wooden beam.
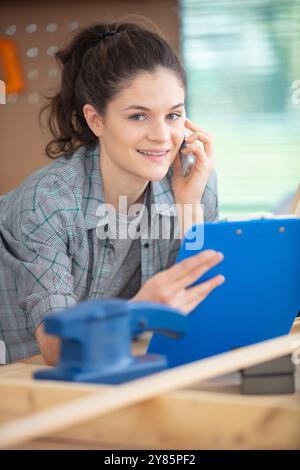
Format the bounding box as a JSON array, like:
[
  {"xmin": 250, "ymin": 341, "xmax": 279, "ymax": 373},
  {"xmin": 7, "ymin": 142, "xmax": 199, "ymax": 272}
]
[
  {"xmin": 0, "ymin": 333, "xmax": 299, "ymax": 449},
  {"xmin": 2, "ymin": 379, "xmax": 299, "ymax": 449}
]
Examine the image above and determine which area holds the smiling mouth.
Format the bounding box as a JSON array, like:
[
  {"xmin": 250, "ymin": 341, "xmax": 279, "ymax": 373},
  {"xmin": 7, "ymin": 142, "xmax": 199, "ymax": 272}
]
[
  {"xmin": 136, "ymin": 150, "xmax": 170, "ymax": 162},
  {"xmin": 137, "ymin": 150, "xmax": 170, "ymax": 156}
]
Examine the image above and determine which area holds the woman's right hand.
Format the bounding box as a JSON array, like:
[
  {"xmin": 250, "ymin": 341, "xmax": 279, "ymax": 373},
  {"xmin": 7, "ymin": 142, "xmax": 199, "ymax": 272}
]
[{"xmin": 130, "ymin": 250, "xmax": 225, "ymax": 314}]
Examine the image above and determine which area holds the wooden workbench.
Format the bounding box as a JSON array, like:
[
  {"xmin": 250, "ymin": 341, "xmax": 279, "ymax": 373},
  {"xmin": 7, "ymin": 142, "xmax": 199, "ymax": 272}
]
[{"xmin": 1, "ymin": 322, "xmax": 300, "ymax": 450}]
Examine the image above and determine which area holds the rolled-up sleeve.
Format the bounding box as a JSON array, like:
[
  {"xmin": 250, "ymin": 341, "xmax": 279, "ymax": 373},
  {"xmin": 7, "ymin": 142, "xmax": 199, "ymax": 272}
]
[
  {"xmin": 29, "ymin": 295, "xmax": 77, "ymax": 332},
  {"xmin": 0, "ymin": 176, "xmax": 79, "ymax": 331}
]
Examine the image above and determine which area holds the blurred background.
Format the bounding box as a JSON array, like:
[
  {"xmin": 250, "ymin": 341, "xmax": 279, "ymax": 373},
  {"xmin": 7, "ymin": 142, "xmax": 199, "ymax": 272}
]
[
  {"xmin": 0, "ymin": 0, "xmax": 299, "ymax": 218},
  {"xmin": 183, "ymin": 0, "xmax": 300, "ymax": 217}
]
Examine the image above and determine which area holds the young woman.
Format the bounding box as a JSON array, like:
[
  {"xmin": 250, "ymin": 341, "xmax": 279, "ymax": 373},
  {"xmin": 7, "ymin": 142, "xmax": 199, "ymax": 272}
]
[{"xmin": 0, "ymin": 20, "xmax": 224, "ymax": 365}]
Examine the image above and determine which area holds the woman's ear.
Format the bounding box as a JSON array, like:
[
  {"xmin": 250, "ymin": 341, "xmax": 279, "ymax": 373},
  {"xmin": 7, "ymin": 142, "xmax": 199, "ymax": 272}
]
[{"xmin": 82, "ymin": 104, "xmax": 104, "ymax": 137}]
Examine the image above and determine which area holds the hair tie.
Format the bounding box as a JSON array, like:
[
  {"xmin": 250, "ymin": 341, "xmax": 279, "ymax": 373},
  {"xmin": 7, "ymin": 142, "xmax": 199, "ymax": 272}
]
[{"xmin": 99, "ymin": 30, "xmax": 118, "ymax": 41}]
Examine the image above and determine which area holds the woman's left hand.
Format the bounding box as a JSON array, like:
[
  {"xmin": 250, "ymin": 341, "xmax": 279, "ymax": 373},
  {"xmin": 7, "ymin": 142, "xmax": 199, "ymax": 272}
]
[{"xmin": 172, "ymin": 118, "xmax": 215, "ymax": 205}]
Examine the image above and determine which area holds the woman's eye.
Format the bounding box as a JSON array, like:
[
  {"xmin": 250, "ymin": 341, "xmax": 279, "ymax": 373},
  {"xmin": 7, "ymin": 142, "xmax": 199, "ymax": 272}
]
[
  {"xmin": 168, "ymin": 113, "xmax": 181, "ymax": 120},
  {"xmin": 129, "ymin": 113, "xmax": 181, "ymax": 121},
  {"xmin": 129, "ymin": 114, "xmax": 145, "ymax": 121}
]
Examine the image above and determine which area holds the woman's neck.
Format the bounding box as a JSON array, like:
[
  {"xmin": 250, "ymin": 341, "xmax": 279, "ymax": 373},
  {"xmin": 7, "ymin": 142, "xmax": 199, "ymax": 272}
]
[{"xmin": 100, "ymin": 153, "xmax": 149, "ymax": 214}]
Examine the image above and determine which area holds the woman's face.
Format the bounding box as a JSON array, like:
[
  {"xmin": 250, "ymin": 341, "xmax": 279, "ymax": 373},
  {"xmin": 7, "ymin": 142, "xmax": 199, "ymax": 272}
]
[{"xmin": 93, "ymin": 67, "xmax": 186, "ymax": 181}]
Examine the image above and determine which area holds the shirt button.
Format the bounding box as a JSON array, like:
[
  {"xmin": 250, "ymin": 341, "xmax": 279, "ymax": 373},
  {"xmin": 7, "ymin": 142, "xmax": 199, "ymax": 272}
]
[{"xmin": 143, "ymin": 242, "xmax": 150, "ymax": 248}]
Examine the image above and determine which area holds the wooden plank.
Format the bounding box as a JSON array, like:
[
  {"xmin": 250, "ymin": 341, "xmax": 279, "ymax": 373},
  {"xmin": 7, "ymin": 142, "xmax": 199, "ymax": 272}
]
[
  {"xmin": 1, "ymin": 369, "xmax": 299, "ymax": 417},
  {"xmin": 2, "ymin": 384, "xmax": 299, "ymax": 450},
  {"xmin": 48, "ymin": 390, "xmax": 300, "ymax": 450},
  {"xmin": 15, "ymin": 438, "xmax": 139, "ymax": 450},
  {"xmin": 1, "ymin": 375, "xmax": 300, "ymax": 449},
  {"xmin": 0, "ymin": 332, "xmax": 299, "ymax": 449},
  {"xmin": 0, "ymin": 378, "xmax": 110, "ymax": 418}
]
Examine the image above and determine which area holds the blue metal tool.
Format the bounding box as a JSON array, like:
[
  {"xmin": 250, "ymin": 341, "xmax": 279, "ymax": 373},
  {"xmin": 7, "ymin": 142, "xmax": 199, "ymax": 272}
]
[{"xmin": 34, "ymin": 299, "xmax": 187, "ymax": 384}]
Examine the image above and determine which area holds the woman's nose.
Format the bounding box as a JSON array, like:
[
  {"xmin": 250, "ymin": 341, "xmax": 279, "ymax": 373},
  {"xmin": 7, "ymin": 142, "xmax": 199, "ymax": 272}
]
[{"xmin": 147, "ymin": 121, "xmax": 171, "ymax": 142}]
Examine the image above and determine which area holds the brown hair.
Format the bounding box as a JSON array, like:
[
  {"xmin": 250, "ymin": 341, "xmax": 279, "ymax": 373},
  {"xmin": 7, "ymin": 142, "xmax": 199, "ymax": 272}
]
[{"xmin": 40, "ymin": 16, "xmax": 187, "ymax": 159}]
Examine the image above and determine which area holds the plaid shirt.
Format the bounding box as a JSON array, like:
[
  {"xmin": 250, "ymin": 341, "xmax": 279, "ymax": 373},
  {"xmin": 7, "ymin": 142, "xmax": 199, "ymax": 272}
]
[{"xmin": 0, "ymin": 144, "xmax": 218, "ymax": 363}]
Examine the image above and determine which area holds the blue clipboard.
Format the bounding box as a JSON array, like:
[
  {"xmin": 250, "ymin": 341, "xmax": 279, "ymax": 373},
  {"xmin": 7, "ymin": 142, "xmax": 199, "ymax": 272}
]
[{"xmin": 148, "ymin": 218, "xmax": 300, "ymax": 368}]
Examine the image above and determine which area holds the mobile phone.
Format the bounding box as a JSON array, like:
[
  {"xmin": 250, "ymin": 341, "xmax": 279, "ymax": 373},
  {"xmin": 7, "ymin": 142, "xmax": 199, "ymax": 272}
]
[{"xmin": 179, "ymin": 129, "xmax": 196, "ymax": 177}]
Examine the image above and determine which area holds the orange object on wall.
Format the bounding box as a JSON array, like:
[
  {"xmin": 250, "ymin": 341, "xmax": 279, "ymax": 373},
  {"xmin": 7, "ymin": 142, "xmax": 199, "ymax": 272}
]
[{"xmin": 0, "ymin": 37, "xmax": 24, "ymax": 94}]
